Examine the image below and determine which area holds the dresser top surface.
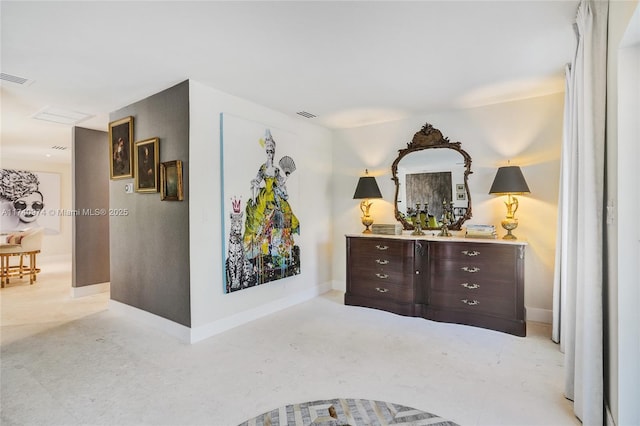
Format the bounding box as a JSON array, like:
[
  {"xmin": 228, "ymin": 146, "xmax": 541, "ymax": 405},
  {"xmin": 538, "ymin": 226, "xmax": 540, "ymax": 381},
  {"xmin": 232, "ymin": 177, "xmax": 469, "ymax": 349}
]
[{"xmin": 345, "ymin": 233, "xmax": 528, "ymax": 246}]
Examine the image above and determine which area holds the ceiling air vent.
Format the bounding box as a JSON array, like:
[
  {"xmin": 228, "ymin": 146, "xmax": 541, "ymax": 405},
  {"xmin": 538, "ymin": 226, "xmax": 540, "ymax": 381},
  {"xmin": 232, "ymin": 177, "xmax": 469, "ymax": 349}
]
[
  {"xmin": 32, "ymin": 106, "xmax": 93, "ymax": 125},
  {"xmin": 1, "ymin": 72, "xmax": 34, "ymax": 86},
  {"xmin": 51, "ymin": 145, "xmax": 68, "ymax": 150},
  {"xmin": 296, "ymin": 111, "xmax": 317, "ymax": 119}
]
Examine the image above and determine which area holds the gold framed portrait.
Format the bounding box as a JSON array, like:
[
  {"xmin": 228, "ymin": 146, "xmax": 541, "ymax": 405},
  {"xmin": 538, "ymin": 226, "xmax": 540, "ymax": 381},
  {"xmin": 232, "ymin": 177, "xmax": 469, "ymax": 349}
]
[
  {"xmin": 108, "ymin": 116, "xmax": 134, "ymax": 179},
  {"xmin": 134, "ymin": 138, "xmax": 159, "ymax": 193},
  {"xmin": 160, "ymin": 160, "xmax": 183, "ymax": 201}
]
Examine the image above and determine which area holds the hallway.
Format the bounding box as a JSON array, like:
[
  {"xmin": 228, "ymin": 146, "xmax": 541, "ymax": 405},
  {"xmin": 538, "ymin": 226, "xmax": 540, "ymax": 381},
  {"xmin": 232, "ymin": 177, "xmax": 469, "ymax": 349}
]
[{"xmin": 0, "ymin": 260, "xmax": 109, "ymax": 346}]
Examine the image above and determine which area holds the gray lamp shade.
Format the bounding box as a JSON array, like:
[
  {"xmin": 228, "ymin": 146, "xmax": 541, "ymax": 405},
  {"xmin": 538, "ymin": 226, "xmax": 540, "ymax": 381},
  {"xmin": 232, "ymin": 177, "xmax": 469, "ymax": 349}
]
[
  {"xmin": 489, "ymin": 166, "xmax": 530, "ymax": 195},
  {"xmin": 353, "ymin": 176, "xmax": 382, "ymax": 199}
]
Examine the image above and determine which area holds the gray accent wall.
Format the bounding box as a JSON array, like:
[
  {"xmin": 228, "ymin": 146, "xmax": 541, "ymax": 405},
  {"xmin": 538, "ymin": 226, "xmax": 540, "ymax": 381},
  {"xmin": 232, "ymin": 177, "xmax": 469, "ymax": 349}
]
[
  {"xmin": 109, "ymin": 80, "xmax": 191, "ymax": 327},
  {"xmin": 73, "ymin": 127, "xmax": 110, "ymax": 288}
]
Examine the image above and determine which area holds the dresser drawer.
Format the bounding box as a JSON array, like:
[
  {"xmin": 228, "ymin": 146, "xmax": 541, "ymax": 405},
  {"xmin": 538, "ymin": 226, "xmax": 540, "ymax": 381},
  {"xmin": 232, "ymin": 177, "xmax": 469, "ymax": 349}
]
[
  {"xmin": 429, "ymin": 289, "xmax": 515, "ymax": 318},
  {"xmin": 348, "ymin": 238, "xmax": 413, "ymax": 264},
  {"xmin": 429, "ymin": 242, "xmax": 517, "ymax": 262},
  {"xmin": 429, "ymin": 257, "xmax": 516, "ymax": 284},
  {"xmin": 350, "ymin": 265, "xmax": 413, "ymax": 286},
  {"xmin": 350, "ymin": 258, "xmax": 413, "ymax": 277},
  {"xmin": 349, "ymin": 277, "xmax": 414, "ymax": 304},
  {"xmin": 429, "ymin": 274, "xmax": 515, "ymax": 298}
]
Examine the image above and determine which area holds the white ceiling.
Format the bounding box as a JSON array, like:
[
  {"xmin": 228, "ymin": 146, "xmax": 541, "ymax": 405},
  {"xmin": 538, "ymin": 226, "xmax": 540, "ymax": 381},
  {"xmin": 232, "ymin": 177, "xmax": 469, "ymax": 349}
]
[{"xmin": 0, "ymin": 1, "xmax": 579, "ymax": 163}]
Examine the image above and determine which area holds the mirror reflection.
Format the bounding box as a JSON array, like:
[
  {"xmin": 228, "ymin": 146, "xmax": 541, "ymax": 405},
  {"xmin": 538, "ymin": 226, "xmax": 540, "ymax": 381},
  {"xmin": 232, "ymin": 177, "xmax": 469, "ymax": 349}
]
[
  {"xmin": 397, "ymin": 149, "xmax": 467, "ymax": 221},
  {"xmin": 392, "ymin": 123, "xmax": 472, "ymax": 231}
]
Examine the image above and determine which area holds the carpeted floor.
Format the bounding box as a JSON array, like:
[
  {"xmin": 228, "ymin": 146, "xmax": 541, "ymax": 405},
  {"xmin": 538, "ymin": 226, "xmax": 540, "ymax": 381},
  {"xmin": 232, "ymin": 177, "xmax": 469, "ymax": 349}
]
[
  {"xmin": 239, "ymin": 398, "xmax": 459, "ymax": 426},
  {"xmin": 2, "ymin": 261, "xmax": 577, "ymax": 425}
]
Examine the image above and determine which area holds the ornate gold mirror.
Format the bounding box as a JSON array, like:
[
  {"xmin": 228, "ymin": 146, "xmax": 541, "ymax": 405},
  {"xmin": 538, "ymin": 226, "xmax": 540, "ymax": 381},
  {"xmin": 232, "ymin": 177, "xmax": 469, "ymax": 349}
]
[{"xmin": 392, "ymin": 123, "xmax": 473, "ymax": 231}]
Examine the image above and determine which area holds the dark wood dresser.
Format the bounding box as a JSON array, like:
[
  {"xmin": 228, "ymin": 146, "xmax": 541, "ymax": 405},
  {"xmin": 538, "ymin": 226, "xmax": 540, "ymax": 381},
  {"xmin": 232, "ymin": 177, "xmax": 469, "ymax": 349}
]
[
  {"xmin": 345, "ymin": 235, "xmax": 526, "ymax": 336},
  {"xmin": 345, "ymin": 237, "xmax": 427, "ymax": 316}
]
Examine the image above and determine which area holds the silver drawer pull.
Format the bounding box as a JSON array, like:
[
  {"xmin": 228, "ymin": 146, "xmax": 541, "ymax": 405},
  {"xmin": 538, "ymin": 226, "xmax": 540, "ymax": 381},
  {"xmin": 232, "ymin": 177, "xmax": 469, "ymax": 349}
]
[
  {"xmin": 375, "ymin": 245, "xmax": 389, "ymax": 250},
  {"xmin": 375, "ymin": 259, "xmax": 389, "ymax": 265},
  {"xmin": 461, "ymin": 250, "xmax": 480, "ymax": 257},
  {"xmin": 375, "ymin": 287, "xmax": 389, "ymax": 293},
  {"xmin": 461, "ymin": 282, "xmax": 480, "ymax": 289},
  {"xmin": 461, "ymin": 266, "xmax": 480, "ymax": 273},
  {"xmin": 375, "ymin": 273, "xmax": 389, "ymax": 279},
  {"xmin": 461, "ymin": 299, "xmax": 480, "ymax": 306}
]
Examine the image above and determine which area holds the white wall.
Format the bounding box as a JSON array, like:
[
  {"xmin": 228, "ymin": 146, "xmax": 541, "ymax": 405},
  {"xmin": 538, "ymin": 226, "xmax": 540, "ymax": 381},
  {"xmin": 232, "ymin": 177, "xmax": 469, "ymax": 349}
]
[
  {"xmin": 188, "ymin": 81, "xmax": 333, "ymax": 341},
  {"xmin": 331, "ymin": 93, "xmax": 564, "ymax": 321},
  {"xmin": 0, "ymin": 157, "xmax": 72, "ymax": 261}
]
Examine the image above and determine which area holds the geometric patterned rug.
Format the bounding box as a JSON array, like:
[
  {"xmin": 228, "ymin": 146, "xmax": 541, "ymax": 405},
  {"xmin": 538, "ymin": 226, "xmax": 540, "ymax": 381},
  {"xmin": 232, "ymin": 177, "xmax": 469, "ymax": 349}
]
[{"xmin": 238, "ymin": 398, "xmax": 459, "ymax": 426}]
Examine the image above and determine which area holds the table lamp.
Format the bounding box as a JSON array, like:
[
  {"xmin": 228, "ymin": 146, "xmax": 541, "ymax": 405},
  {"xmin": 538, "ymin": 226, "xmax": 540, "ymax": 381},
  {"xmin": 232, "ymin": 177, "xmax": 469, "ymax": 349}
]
[
  {"xmin": 489, "ymin": 165, "xmax": 530, "ymax": 240},
  {"xmin": 353, "ymin": 169, "xmax": 382, "ymax": 233}
]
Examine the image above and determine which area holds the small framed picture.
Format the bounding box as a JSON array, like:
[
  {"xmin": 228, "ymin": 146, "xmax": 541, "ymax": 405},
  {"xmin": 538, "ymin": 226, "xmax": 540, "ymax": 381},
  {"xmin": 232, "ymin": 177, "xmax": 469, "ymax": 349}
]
[
  {"xmin": 109, "ymin": 116, "xmax": 134, "ymax": 179},
  {"xmin": 134, "ymin": 138, "xmax": 159, "ymax": 193},
  {"xmin": 160, "ymin": 160, "xmax": 184, "ymax": 201},
  {"xmin": 454, "ymin": 207, "xmax": 468, "ymax": 217}
]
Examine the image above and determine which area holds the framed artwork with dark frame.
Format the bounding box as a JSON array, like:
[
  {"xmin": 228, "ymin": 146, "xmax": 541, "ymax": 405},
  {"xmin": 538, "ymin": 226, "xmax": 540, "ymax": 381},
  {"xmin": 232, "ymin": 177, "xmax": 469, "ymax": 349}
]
[
  {"xmin": 160, "ymin": 160, "xmax": 183, "ymax": 201},
  {"xmin": 134, "ymin": 138, "xmax": 159, "ymax": 193},
  {"xmin": 108, "ymin": 116, "xmax": 134, "ymax": 179}
]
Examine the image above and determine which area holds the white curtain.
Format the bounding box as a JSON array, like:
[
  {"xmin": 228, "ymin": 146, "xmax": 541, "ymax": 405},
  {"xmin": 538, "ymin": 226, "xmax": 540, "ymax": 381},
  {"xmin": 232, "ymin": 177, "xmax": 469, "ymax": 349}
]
[{"xmin": 552, "ymin": 0, "xmax": 608, "ymax": 425}]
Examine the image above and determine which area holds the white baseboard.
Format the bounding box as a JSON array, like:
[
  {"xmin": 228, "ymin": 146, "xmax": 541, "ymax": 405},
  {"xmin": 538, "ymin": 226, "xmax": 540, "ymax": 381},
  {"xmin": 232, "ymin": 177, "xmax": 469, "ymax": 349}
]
[
  {"xmin": 108, "ymin": 299, "xmax": 192, "ymax": 343},
  {"xmin": 189, "ymin": 281, "xmax": 333, "ymax": 344},
  {"xmin": 526, "ymin": 307, "xmax": 553, "ymax": 324},
  {"xmin": 71, "ymin": 282, "xmax": 109, "ymax": 298},
  {"xmin": 109, "ymin": 282, "xmax": 333, "ymax": 344},
  {"xmin": 331, "ymin": 279, "xmax": 346, "ymax": 292}
]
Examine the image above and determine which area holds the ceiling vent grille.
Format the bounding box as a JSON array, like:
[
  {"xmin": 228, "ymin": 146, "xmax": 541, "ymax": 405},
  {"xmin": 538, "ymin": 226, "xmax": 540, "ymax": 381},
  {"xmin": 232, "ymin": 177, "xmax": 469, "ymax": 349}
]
[
  {"xmin": 296, "ymin": 111, "xmax": 317, "ymax": 119},
  {"xmin": 51, "ymin": 145, "xmax": 67, "ymax": 150},
  {"xmin": 32, "ymin": 106, "xmax": 93, "ymax": 125},
  {"xmin": 1, "ymin": 72, "xmax": 34, "ymax": 86}
]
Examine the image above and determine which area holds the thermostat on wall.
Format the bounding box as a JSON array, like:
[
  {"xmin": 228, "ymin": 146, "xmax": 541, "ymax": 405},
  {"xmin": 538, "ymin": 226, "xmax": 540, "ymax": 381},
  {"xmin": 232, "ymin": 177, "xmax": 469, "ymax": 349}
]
[{"xmin": 124, "ymin": 183, "xmax": 133, "ymax": 194}]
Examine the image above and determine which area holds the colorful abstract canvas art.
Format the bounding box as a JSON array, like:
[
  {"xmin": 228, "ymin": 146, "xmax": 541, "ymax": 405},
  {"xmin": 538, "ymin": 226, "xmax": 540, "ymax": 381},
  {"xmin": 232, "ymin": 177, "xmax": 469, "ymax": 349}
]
[{"xmin": 220, "ymin": 114, "xmax": 300, "ymax": 293}]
